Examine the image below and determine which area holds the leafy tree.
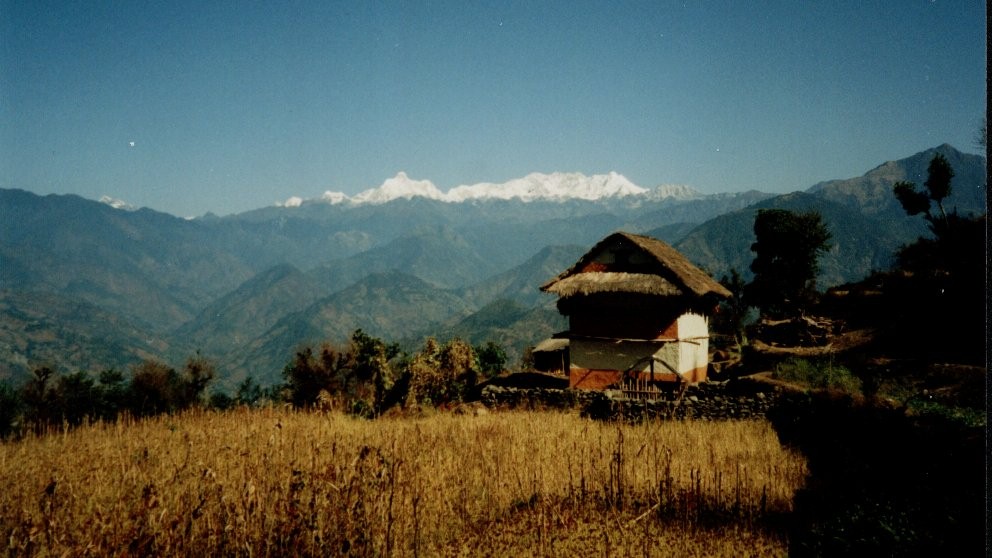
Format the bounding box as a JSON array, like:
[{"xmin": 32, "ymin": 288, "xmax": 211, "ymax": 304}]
[
  {"xmin": 97, "ymin": 368, "xmax": 128, "ymax": 421},
  {"xmin": 350, "ymin": 329, "xmax": 400, "ymax": 415},
  {"xmin": 284, "ymin": 347, "xmax": 321, "ymax": 408},
  {"xmin": 283, "ymin": 345, "xmax": 351, "ymax": 409},
  {"xmin": 406, "ymin": 338, "xmax": 443, "ymax": 406},
  {"xmin": 21, "ymin": 366, "xmax": 58, "ymax": 428},
  {"xmin": 281, "ymin": 330, "xmax": 402, "ymax": 415},
  {"xmin": 56, "ymin": 371, "xmax": 97, "ymax": 426},
  {"xmin": 892, "ymin": 154, "xmax": 981, "ymax": 286},
  {"xmin": 177, "ymin": 353, "xmax": 215, "ymax": 408},
  {"xmin": 893, "ymin": 153, "xmax": 954, "ymax": 236},
  {"xmin": 128, "ymin": 360, "xmax": 181, "ymax": 416},
  {"xmin": 127, "ymin": 355, "xmax": 215, "ymax": 416},
  {"xmin": 475, "ymin": 341, "xmax": 508, "ymax": 377},
  {"xmin": 745, "ymin": 209, "xmax": 832, "ymax": 318},
  {"xmin": 235, "ymin": 376, "xmax": 264, "ymax": 407},
  {"xmin": 716, "ymin": 268, "xmax": 751, "ymax": 345},
  {"xmin": 440, "ymin": 338, "xmax": 478, "ymax": 401},
  {"xmin": 889, "ymin": 155, "xmax": 985, "ymax": 362}
]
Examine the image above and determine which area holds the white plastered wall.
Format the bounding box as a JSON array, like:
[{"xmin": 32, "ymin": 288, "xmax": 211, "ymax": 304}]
[
  {"xmin": 676, "ymin": 312, "xmax": 709, "ymax": 375},
  {"xmin": 569, "ymin": 312, "xmax": 710, "ymax": 380}
]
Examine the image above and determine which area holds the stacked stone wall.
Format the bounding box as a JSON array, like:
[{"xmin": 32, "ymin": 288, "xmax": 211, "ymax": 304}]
[{"xmin": 480, "ymin": 379, "xmax": 785, "ymax": 421}]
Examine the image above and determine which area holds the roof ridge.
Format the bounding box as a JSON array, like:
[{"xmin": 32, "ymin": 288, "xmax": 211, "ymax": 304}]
[{"xmin": 541, "ymin": 230, "xmax": 731, "ymax": 299}]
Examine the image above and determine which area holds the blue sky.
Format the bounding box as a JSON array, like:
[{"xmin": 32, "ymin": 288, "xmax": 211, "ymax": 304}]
[{"xmin": 1, "ymin": 1, "xmax": 986, "ymax": 217}]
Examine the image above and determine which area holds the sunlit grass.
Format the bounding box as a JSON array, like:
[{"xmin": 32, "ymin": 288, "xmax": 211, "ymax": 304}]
[{"xmin": 1, "ymin": 408, "xmax": 806, "ymax": 556}]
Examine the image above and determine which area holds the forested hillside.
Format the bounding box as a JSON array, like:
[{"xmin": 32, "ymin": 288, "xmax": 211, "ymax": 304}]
[{"xmin": 0, "ymin": 144, "xmax": 984, "ymax": 385}]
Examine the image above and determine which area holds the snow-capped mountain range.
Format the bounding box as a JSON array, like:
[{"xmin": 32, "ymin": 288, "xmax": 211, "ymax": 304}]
[{"xmin": 279, "ymin": 171, "xmax": 703, "ymax": 207}]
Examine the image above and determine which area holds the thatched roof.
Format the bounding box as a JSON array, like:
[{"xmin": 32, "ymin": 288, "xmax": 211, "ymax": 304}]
[
  {"xmin": 542, "ymin": 272, "xmax": 684, "ymax": 298},
  {"xmin": 532, "ymin": 338, "xmax": 569, "ymax": 353},
  {"xmin": 541, "ymin": 231, "xmax": 731, "ymax": 299}
]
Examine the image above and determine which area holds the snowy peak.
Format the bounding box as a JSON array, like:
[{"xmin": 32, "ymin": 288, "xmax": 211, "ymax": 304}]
[
  {"xmin": 99, "ymin": 195, "xmax": 137, "ymax": 211},
  {"xmin": 277, "ymin": 196, "xmax": 304, "ymax": 208},
  {"xmin": 447, "ymin": 171, "xmax": 646, "ymax": 202},
  {"xmin": 351, "ymin": 172, "xmax": 447, "ymax": 204},
  {"xmin": 319, "ymin": 191, "xmax": 348, "ymax": 204},
  {"xmin": 279, "ymin": 171, "xmax": 700, "ymax": 207}
]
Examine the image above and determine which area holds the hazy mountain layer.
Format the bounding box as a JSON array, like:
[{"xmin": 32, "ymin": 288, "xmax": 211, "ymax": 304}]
[{"xmin": 0, "ymin": 144, "xmax": 984, "ymax": 385}]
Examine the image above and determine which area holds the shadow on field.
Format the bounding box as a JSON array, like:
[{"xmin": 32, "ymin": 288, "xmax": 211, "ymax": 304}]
[{"xmin": 767, "ymin": 390, "xmax": 985, "ymax": 556}]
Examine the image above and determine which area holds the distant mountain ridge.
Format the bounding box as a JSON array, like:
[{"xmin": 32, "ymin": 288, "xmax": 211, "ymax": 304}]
[
  {"xmin": 279, "ymin": 171, "xmax": 702, "ymax": 207},
  {"xmin": 676, "ymin": 144, "xmax": 987, "ymax": 284},
  {"xmin": 0, "ymin": 144, "xmax": 985, "ymax": 385},
  {"xmin": 807, "ymin": 144, "xmax": 986, "ymax": 216}
]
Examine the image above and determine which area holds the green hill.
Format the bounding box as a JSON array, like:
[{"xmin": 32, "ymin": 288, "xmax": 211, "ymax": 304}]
[{"xmin": 226, "ymin": 272, "xmax": 474, "ymax": 386}]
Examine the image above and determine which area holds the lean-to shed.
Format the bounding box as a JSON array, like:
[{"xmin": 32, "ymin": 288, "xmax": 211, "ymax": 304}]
[
  {"xmin": 540, "ymin": 231, "xmax": 731, "ymax": 390},
  {"xmin": 531, "ymin": 337, "xmax": 569, "ymax": 374}
]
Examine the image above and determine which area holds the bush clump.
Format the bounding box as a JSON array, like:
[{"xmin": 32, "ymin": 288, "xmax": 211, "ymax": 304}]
[
  {"xmin": 406, "ymin": 337, "xmax": 478, "ymax": 407},
  {"xmin": 281, "ymin": 330, "xmax": 497, "ymax": 416},
  {"xmin": 772, "ymin": 357, "xmax": 860, "ymax": 393}
]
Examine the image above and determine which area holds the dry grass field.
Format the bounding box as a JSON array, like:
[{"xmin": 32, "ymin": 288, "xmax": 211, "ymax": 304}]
[{"xmin": 1, "ymin": 408, "xmax": 807, "ymax": 557}]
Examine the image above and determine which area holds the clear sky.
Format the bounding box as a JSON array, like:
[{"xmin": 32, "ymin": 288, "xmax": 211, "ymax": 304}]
[{"xmin": 1, "ymin": 1, "xmax": 986, "ymax": 217}]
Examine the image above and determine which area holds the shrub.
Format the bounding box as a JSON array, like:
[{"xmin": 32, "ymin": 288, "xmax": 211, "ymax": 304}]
[
  {"xmin": 772, "ymin": 357, "xmax": 861, "ymax": 393},
  {"xmin": 406, "ymin": 338, "xmax": 444, "ymax": 406},
  {"xmin": 406, "ymin": 338, "xmax": 478, "ymax": 406},
  {"xmin": 281, "ymin": 330, "xmax": 401, "ymax": 416},
  {"xmin": 235, "ymin": 376, "xmax": 264, "ymax": 407},
  {"xmin": 906, "ymin": 399, "xmax": 986, "ymax": 428},
  {"xmin": 1, "ymin": 357, "xmax": 215, "ymax": 437},
  {"xmin": 475, "ymin": 341, "xmax": 507, "ymax": 378},
  {"xmin": 209, "ymin": 391, "xmax": 235, "ymax": 410}
]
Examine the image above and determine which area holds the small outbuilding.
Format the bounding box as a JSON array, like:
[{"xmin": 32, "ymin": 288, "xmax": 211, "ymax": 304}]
[
  {"xmin": 531, "ymin": 337, "xmax": 569, "ymax": 374},
  {"xmin": 540, "ymin": 231, "xmax": 731, "ymax": 390}
]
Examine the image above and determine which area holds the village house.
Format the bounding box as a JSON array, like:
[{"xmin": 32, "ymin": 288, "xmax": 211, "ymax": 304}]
[{"xmin": 540, "ymin": 231, "xmax": 731, "ymax": 390}]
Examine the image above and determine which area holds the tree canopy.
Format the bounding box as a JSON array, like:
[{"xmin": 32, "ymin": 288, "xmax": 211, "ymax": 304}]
[
  {"xmin": 892, "ymin": 153, "xmax": 954, "ymax": 236},
  {"xmin": 888, "ymin": 154, "xmax": 985, "ymax": 363},
  {"xmin": 745, "ymin": 209, "xmax": 832, "ymax": 318}
]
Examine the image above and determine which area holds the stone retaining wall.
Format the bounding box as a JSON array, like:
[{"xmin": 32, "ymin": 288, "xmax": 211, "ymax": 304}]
[{"xmin": 480, "ymin": 379, "xmax": 785, "ymax": 421}]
